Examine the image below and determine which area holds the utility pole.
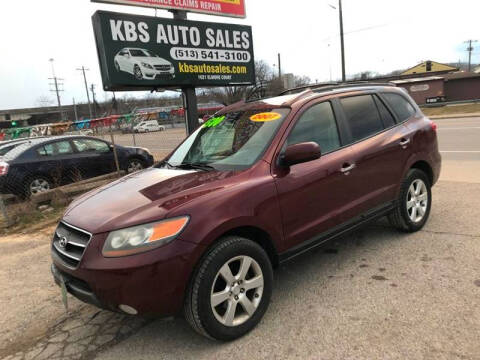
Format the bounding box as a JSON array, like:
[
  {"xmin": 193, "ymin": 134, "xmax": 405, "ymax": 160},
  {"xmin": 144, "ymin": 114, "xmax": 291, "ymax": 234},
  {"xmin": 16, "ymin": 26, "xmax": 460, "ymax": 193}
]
[
  {"xmin": 277, "ymin": 53, "xmax": 282, "ymax": 79},
  {"xmin": 171, "ymin": 10, "xmax": 199, "ymax": 136},
  {"xmin": 77, "ymin": 66, "xmax": 93, "ymax": 119},
  {"xmin": 464, "ymin": 40, "xmax": 478, "ymax": 72},
  {"xmin": 73, "ymin": 98, "xmax": 79, "ymax": 121},
  {"xmin": 90, "ymin": 84, "xmax": 97, "ymax": 118},
  {"xmin": 339, "ymin": 0, "xmax": 346, "ymax": 82},
  {"xmin": 48, "ymin": 58, "xmax": 64, "ymax": 120}
]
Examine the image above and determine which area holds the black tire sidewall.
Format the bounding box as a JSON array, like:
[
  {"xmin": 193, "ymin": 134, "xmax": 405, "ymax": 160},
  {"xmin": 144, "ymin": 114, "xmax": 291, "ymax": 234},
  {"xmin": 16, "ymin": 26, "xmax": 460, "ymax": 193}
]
[
  {"xmin": 399, "ymin": 169, "xmax": 432, "ymax": 231},
  {"xmin": 196, "ymin": 239, "xmax": 273, "ymax": 341}
]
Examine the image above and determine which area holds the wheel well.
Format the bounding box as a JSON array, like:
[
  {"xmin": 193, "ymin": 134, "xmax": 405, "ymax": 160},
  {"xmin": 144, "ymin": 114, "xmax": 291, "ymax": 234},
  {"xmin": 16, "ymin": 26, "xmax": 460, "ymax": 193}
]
[
  {"xmin": 410, "ymin": 161, "xmax": 433, "ymax": 185},
  {"xmin": 127, "ymin": 155, "xmax": 146, "ymax": 165},
  {"xmin": 221, "ymin": 226, "xmax": 279, "ymax": 268}
]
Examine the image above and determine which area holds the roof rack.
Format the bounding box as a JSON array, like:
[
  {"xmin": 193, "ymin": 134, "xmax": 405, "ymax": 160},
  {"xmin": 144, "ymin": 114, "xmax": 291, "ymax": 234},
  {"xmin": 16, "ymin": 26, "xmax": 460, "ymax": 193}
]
[{"xmin": 279, "ymin": 81, "xmax": 396, "ymax": 96}]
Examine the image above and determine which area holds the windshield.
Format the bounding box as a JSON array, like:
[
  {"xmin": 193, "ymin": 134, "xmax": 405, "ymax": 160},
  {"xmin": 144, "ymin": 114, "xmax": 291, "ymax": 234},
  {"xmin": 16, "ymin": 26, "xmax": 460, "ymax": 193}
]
[
  {"xmin": 165, "ymin": 108, "xmax": 290, "ymax": 171},
  {"xmin": 130, "ymin": 49, "xmax": 148, "ymax": 57}
]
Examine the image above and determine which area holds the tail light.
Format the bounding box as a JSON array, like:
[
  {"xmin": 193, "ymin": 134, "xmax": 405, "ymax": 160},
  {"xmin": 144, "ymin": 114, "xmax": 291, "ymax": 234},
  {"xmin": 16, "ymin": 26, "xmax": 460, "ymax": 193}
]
[
  {"xmin": 0, "ymin": 162, "xmax": 9, "ymax": 176},
  {"xmin": 430, "ymin": 121, "xmax": 438, "ymax": 132}
]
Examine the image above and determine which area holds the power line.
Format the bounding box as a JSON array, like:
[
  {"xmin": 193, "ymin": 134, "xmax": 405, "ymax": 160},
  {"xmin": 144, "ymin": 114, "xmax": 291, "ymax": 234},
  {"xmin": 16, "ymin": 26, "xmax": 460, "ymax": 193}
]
[{"xmin": 76, "ymin": 66, "xmax": 93, "ymax": 119}]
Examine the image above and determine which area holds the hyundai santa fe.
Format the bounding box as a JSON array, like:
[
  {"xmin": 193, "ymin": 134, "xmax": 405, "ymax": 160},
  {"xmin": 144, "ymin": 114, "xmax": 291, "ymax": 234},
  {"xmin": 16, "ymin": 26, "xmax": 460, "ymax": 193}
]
[{"xmin": 51, "ymin": 84, "xmax": 441, "ymax": 341}]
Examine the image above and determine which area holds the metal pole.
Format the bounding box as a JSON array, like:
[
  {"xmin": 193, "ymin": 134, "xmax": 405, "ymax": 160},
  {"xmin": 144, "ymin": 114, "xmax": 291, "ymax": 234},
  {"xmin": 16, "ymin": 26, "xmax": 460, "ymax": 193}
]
[
  {"xmin": 171, "ymin": 10, "xmax": 199, "ymax": 135},
  {"xmin": 90, "ymin": 84, "xmax": 97, "ymax": 118},
  {"xmin": 49, "ymin": 59, "xmax": 64, "ymax": 120},
  {"xmin": 77, "ymin": 66, "xmax": 93, "ymax": 119},
  {"xmin": 109, "ymin": 128, "xmax": 121, "ymax": 176},
  {"xmin": 339, "ymin": 0, "xmax": 346, "ymax": 82},
  {"xmin": 73, "ymin": 98, "xmax": 78, "ymax": 121},
  {"xmin": 0, "ymin": 196, "xmax": 12, "ymax": 227},
  {"xmin": 278, "ymin": 53, "xmax": 282, "ymax": 78}
]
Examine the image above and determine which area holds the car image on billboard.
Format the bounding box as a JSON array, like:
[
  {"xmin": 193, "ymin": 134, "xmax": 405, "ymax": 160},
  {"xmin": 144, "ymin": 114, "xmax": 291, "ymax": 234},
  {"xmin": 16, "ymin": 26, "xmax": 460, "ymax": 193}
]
[{"xmin": 114, "ymin": 48, "xmax": 175, "ymax": 80}]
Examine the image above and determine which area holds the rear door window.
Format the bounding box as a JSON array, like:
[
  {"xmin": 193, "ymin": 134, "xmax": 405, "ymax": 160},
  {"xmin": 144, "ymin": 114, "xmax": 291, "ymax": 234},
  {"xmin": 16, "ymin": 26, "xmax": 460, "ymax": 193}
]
[
  {"xmin": 287, "ymin": 101, "xmax": 341, "ymax": 154},
  {"xmin": 382, "ymin": 93, "xmax": 416, "ymax": 122},
  {"xmin": 373, "ymin": 95, "xmax": 396, "ymax": 128},
  {"xmin": 73, "ymin": 139, "xmax": 110, "ymax": 153},
  {"xmin": 36, "ymin": 141, "xmax": 73, "ymax": 157},
  {"xmin": 340, "ymin": 95, "xmax": 384, "ymax": 143}
]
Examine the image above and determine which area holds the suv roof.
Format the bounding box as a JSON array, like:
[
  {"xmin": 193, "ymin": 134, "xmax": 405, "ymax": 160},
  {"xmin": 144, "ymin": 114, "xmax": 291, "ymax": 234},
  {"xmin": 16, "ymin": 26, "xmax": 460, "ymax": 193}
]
[{"xmin": 221, "ymin": 82, "xmax": 400, "ymax": 114}]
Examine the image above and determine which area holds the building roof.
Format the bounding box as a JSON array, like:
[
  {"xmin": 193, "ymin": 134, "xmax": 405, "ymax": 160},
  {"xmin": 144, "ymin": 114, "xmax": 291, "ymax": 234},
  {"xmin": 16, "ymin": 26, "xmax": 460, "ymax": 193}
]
[
  {"xmin": 400, "ymin": 60, "xmax": 457, "ymax": 76},
  {"xmin": 443, "ymin": 72, "xmax": 480, "ymax": 81}
]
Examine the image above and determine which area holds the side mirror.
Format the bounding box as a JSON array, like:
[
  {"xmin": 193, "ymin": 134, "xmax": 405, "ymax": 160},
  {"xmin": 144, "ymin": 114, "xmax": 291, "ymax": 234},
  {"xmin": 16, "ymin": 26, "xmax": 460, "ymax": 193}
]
[
  {"xmin": 109, "ymin": 144, "xmax": 115, "ymax": 151},
  {"xmin": 282, "ymin": 142, "xmax": 321, "ymax": 167}
]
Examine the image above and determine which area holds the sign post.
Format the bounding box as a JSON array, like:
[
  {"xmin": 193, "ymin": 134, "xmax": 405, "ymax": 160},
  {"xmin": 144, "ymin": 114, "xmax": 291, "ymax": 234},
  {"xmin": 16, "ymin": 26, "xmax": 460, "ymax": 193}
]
[
  {"xmin": 91, "ymin": 2, "xmax": 253, "ymax": 135},
  {"xmin": 172, "ymin": 10, "xmax": 199, "ymax": 135}
]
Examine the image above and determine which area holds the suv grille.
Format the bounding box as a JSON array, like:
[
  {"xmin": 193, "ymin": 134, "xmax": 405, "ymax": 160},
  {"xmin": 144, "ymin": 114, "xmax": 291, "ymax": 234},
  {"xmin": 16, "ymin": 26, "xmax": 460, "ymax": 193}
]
[
  {"xmin": 52, "ymin": 222, "xmax": 91, "ymax": 268},
  {"xmin": 154, "ymin": 65, "xmax": 171, "ymax": 71}
]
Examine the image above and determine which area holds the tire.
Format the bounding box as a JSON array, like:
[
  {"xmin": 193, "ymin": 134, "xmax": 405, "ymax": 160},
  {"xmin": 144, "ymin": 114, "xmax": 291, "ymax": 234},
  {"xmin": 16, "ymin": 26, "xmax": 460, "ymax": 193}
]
[
  {"xmin": 134, "ymin": 65, "xmax": 143, "ymax": 80},
  {"xmin": 126, "ymin": 158, "xmax": 145, "ymax": 173},
  {"xmin": 26, "ymin": 175, "xmax": 52, "ymax": 197},
  {"xmin": 389, "ymin": 169, "xmax": 432, "ymax": 232},
  {"xmin": 184, "ymin": 236, "xmax": 273, "ymax": 341}
]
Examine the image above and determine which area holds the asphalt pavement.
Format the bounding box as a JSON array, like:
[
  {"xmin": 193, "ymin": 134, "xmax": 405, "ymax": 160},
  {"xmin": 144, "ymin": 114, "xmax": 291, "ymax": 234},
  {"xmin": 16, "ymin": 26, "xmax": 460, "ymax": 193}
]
[{"xmin": 91, "ymin": 116, "xmax": 480, "ymax": 360}]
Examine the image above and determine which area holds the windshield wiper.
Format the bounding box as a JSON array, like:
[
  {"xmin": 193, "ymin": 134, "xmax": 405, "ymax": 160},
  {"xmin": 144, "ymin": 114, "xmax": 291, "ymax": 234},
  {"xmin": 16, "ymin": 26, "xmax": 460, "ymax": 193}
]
[{"xmin": 177, "ymin": 162, "xmax": 216, "ymax": 172}]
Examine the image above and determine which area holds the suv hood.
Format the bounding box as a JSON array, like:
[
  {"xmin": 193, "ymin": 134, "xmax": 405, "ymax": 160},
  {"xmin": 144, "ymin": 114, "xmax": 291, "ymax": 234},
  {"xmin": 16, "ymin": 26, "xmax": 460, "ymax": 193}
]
[{"xmin": 63, "ymin": 167, "xmax": 235, "ymax": 234}]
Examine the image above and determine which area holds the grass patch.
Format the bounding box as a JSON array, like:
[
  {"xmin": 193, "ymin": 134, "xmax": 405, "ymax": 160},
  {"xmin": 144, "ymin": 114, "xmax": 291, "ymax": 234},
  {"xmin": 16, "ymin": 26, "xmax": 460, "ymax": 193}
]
[
  {"xmin": 0, "ymin": 205, "xmax": 65, "ymax": 236},
  {"xmin": 421, "ymin": 103, "xmax": 480, "ymax": 116}
]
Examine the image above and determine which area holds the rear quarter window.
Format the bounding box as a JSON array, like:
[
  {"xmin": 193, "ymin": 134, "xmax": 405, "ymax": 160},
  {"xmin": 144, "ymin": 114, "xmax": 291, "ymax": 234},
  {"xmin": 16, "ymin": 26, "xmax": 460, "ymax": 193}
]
[
  {"xmin": 340, "ymin": 95, "xmax": 384, "ymax": 143},
  {"xmin": 382, "ymin": 92, "xmax": 416, "ymax": 122}
]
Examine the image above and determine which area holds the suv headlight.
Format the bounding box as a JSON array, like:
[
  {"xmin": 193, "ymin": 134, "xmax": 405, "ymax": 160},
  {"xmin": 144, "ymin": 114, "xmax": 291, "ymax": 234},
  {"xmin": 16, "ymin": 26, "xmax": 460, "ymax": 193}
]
[
  {"xmin": 141, "ymin": 62, "xmax": 153, "ymax": 69},
  {"xmin": 102, "ymin": 216, "xmax": 189, "ymax": 257}
]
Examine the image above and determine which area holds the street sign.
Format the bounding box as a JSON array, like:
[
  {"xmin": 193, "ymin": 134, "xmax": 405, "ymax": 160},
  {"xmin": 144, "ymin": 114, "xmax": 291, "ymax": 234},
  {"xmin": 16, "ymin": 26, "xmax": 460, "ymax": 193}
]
[
  {"xmin": 92, "ymin": 10, "xmax": 255, "ymax": 91},
  {"xmin": 91, "ymin": 0, "xmax": 246, "ymax": 18}
]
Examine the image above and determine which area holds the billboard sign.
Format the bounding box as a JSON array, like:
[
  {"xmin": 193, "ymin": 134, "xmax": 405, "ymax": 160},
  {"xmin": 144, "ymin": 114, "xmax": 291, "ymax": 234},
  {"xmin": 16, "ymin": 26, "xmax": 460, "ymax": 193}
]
[
  {"xmin": 91, "ymin": 0, "xmax": 246, "ymax": 18},
  {"xmin": 92, "ymin": 10, "xmax": 255, "ymax": 91}
]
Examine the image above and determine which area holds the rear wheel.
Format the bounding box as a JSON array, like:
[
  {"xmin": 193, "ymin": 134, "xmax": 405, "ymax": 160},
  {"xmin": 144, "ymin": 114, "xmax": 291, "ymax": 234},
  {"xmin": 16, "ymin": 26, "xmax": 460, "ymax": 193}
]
[
  {"xmin": 184, "ymin": 236, "xmax": 273, "ymax": 341},
  {"xmin": 389, "ymin": 169, "xmax": 432, "ymax": 232},
  {"xmin": 27, "ymin": 176, "xmax": 52, "ymax": 197}
]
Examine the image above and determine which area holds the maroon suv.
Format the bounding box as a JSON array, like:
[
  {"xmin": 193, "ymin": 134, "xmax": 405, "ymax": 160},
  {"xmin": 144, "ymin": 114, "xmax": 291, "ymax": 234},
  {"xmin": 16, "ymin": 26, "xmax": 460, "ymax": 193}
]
[{"xmin": 51, "ymin": 84, "xmax": 441, "ymax": 340}]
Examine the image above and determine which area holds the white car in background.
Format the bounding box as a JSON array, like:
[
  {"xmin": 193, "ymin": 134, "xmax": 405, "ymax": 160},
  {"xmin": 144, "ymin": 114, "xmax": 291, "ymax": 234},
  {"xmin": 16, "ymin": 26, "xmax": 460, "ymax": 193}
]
[
  {"xmin": 133, "ymin": 120, "xmax": 165, "ymax": 133},
  {"xmin": 114, "ymin": 48, "xmax": 175, "ymax": 80}
]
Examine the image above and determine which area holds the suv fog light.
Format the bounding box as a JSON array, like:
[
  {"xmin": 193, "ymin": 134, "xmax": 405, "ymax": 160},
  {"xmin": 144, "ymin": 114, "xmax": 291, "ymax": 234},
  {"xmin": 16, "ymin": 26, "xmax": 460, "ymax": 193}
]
[{"xmin": 119, "ymin": 304, "xmax": 138, "ymax": 315}]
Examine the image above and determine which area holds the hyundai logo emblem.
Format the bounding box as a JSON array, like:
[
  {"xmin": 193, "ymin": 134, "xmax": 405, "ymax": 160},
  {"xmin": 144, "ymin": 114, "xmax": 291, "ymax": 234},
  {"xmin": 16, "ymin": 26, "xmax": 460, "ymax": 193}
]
[{"xmin": 59, "ymin": 236, "xmax": 68, "ymax": 248}]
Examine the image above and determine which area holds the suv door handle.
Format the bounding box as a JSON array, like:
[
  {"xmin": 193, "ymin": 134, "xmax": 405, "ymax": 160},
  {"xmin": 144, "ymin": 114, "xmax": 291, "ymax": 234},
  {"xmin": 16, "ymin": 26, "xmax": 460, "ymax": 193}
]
[
  {"xmin": 399, "ymin": 138, "xmax": 411, "ymax": 146},
  {"xmin": 341, "ymin": 163, "xmax": 356, "ymax": 174}
]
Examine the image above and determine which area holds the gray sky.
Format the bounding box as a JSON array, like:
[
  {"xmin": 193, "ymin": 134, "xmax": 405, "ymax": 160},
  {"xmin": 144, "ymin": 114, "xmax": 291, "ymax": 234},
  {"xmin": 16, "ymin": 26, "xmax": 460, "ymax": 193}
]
[{"xmin": 0, "ymin": 0, "xmax": 479, "ymax": 110}]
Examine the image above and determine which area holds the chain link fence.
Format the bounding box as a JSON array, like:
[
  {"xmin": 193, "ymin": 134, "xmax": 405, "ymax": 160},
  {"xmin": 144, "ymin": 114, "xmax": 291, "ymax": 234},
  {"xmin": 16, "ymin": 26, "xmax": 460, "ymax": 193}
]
[{"xmin": 0, "ymin": 113, "xmax": 189, "ymax": 228}]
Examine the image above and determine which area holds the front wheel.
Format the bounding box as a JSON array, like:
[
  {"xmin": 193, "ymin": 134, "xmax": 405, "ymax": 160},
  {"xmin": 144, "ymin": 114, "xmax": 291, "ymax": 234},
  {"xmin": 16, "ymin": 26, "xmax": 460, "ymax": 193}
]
[
  {"xmin": 126, "ymin": 158, "xmax": 145, "ymax": 173},
  {"xmin": 184, "ymin": 236, "xmax": 273, "ymax": 341},
  {"xmin": 133, "ymin": 65, "xmax": 143, "ymax": 80},
  {"xmin": 389, "ymin": 169, "xmax": 432, "ymax": 232},
  {"xmin": 27, "ymin": 176, "xmax": 52, "ymax": 197}
]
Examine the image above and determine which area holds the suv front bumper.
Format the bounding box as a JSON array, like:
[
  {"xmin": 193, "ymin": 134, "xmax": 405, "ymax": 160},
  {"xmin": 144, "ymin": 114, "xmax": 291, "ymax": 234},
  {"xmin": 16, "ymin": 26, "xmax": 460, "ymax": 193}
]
[{"xmin": 51, "ymin": 231, "xmax": 203, "ymax": 316}]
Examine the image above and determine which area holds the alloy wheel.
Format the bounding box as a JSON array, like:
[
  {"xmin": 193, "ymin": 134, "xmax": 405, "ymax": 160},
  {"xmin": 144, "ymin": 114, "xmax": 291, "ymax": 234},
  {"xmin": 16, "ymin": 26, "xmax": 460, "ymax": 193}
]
[
  {"xmin": 134, "ymin": 66, "xmax": 143, "ymax": 80},
  {"xmin": 127, "ymin": 160, "xmax": 144, "ymax": 173},
  {"xmin": 406, "ymin": 179, "xmax": 428, "ymax": 223},
  {"xmin": 210, "ymin": 255, "xmax": 264, "ymax": 327},
  {"xmin": 30, "ymin": 178, "xmax": 50, "ymax": 195}
]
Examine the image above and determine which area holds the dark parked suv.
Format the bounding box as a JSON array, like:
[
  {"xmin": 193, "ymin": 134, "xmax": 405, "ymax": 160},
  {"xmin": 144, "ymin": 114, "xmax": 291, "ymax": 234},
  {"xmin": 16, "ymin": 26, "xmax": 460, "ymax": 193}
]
[
  {"xmin": 51, "ymin": 84, "xmax": 441, "ymax": 340},
  {"xmin": 0, "ymin": 136, "xmax": 154, "ymax": 197}
]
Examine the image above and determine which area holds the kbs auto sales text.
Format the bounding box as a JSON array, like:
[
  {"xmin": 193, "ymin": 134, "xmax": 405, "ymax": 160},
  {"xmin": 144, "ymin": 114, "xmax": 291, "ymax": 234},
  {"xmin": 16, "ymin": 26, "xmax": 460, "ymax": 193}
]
[{"xmin": 110, "ymin": 20, "xmax": 251, "ymax": 49}]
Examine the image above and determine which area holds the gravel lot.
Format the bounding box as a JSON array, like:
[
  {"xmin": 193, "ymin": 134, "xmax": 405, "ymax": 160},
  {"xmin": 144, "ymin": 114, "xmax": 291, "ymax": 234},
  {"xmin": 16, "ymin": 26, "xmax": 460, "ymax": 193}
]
[{"xmin": 0, "ymin": 117, "xmax": 479, "ymax": 360}]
